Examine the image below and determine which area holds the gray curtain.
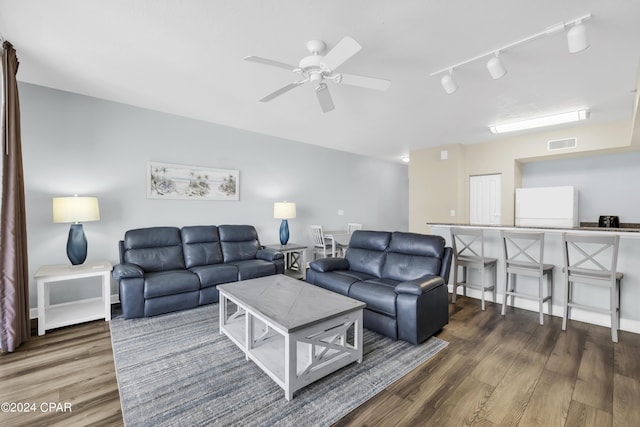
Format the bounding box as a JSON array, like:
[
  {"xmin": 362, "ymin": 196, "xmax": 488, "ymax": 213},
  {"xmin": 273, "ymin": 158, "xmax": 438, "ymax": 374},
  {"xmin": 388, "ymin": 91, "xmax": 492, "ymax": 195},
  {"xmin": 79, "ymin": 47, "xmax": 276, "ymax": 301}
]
[{"xmin": 0, "ymin": 41, "xmax": 30, "ymax": 352}]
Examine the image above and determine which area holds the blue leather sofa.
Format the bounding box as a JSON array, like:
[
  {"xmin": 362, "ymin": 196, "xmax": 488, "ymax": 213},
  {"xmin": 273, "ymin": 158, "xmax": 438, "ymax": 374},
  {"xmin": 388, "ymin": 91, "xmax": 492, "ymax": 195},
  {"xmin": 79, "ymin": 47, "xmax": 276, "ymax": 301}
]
[
  {"xmin": 112, "ymin": 225, "xmax": 284, "ymax": 319},
  {"xmin": 306, "ymin": 230, "xmax": 452, "ymax": 345}
]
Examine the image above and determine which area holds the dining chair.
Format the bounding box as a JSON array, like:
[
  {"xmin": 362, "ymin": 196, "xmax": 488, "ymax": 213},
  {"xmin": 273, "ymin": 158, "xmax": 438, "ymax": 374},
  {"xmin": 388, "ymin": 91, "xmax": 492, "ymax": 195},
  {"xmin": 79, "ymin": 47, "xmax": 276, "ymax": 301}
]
[
  {"xmin": 309, "ymin": 225, "xmax": 336, "ymax": 260},
  {"xmin": 501, "ymin": 231, "xmax": 554, "ymax": 325},
  {"xmin": 562, "ymin": 233, "xmax": 623, "ymax": 342},
  {"xmin": 346, "ymin": 223, "xmax": 363, "ymax": 233},
  {"xmin": 450, "ymin": 227, "xmax": 497, "ymax": 311}
]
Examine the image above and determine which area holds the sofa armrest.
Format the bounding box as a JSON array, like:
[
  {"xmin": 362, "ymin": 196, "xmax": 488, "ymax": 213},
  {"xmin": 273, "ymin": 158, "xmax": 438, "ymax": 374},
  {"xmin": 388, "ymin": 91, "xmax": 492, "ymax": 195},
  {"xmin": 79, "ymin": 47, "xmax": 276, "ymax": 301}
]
[
  {"xmin": 112, "ymin": 263, "xmax": 144, "ymax": 281},
  {"xmin": 395, "ymin": 275, "xmax": 444, "ymax": 296},
  {"xmin": 309, "ymin": 258, "xmax": 350, "ymax": 273},
  {"xmin": 256, "ymin": 248, "xmax": 284, "ymax": 262}
]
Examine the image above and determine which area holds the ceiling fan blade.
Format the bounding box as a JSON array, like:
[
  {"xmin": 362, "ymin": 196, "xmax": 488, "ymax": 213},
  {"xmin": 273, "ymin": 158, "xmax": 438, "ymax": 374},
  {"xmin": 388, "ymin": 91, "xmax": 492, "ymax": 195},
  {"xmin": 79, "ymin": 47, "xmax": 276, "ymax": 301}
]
[
  {"xmin": 244, "ymin": 56, "xmax": 297, "ymax": 71},
  {"xmin": 321, "ymin": 36, "xmax": 362, "ymax": 71},
  {"xmin": 259, "ymin": 81, "xmax": 305, "ymax": 102},
  {"xmin": 339, "ymin": 73, "xmax": 391, "ymax": 91},
  {"xmin": 315, "ymin": 83, "xmax": 335, "ymax": 113}
]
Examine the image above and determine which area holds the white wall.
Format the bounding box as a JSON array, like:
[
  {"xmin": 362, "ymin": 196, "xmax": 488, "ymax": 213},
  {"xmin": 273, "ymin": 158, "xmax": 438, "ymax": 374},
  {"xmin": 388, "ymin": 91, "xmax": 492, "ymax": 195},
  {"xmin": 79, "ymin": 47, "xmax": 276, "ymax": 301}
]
[
  {"xmin": 521, "ymin": 151, "xmax": 640, "ymax": 224},
  {"xmin": 19, "ymin": 83, "xmax": 408, "ymax": 307}
]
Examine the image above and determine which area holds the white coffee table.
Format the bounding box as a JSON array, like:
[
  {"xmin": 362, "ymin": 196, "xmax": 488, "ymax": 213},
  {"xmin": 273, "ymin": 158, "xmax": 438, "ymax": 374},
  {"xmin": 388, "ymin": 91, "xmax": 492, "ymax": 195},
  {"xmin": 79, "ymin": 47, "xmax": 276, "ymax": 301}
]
[{"xmin": 218, "ymin": 274, "xmax": 365, "ymax": 400}]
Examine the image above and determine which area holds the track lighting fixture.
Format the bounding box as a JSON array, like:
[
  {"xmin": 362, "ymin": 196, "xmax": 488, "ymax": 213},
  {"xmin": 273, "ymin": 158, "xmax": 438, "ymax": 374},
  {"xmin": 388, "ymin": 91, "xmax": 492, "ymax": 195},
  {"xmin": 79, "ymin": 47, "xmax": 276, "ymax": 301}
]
[
  {"xmin": 567, "ymin": 20, "xmax": 590, "ymax": 53},
  {"xmin": 486, "ymin": 53, "xmax": 507, "ymax": 80},
  {"xmin": 440, "ymin": 70, "xmax": 458, "ymax": 94},
  {"xmin": 430, "ymin": 13, "xmax": 591, "ymax": 94}
]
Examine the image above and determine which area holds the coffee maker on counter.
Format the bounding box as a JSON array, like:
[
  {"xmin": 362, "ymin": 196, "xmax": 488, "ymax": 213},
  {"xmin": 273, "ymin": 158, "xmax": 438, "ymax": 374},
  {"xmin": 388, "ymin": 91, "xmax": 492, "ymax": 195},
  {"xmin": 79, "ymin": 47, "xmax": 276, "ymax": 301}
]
[{"xmin": 598, "ymin": 215, "xmax": 620, "ymax": 228}]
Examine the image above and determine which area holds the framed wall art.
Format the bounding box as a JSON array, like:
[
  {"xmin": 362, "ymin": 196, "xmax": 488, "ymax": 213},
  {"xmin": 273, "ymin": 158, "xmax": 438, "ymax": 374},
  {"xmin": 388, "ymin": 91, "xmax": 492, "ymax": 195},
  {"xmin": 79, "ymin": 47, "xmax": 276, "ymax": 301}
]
[{"xmin": 147, "ymin": 161, "xmax": 239, "ymax": 201}]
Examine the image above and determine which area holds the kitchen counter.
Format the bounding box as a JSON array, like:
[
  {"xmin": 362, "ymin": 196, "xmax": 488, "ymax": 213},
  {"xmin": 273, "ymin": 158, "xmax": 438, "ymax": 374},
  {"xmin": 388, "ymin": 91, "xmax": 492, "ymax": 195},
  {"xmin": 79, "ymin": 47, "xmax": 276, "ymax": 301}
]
[
  {"xmin": 427, "ymin": 222, "xmax": 640, "ymax": 238},
  {"xmin": 427, "ymin": 222, "xmax": 640, "ymax": 333}
]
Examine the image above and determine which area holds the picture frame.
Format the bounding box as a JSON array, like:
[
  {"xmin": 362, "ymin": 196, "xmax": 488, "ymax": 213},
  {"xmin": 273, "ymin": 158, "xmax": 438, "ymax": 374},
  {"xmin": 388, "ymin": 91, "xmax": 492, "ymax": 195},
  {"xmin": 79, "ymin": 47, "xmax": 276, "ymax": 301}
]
[{"xmin": 147, "ymin": 161, "xmax": 239, "ymax": 201}]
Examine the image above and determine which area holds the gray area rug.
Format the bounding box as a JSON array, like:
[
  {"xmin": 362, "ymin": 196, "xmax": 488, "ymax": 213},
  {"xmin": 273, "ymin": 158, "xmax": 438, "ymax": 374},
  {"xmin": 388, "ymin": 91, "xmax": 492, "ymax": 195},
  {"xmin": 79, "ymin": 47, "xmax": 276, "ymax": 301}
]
[{"xmin": 110, "ymin": 304, "xmax": 447, "ymax": 426}]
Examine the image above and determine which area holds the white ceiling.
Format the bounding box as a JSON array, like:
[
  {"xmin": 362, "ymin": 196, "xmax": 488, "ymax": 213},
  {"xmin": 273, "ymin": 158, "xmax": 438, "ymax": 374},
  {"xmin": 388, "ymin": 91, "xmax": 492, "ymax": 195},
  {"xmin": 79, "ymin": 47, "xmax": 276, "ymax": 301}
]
[{"xmin": 1, "ymin": 1, "xmax": 639, "ymax": 162}]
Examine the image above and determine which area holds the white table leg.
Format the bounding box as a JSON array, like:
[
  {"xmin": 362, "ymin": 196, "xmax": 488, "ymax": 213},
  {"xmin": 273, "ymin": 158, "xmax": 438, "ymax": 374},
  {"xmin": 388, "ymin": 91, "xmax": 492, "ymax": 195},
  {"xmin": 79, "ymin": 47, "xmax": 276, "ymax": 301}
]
[
  {"xmin": 37, "ymin": 279, "xmax": 45, "ymax": 336},
  {"xmin": 102, "ymin": 272, "xmax": 111, "ymax": 321}
]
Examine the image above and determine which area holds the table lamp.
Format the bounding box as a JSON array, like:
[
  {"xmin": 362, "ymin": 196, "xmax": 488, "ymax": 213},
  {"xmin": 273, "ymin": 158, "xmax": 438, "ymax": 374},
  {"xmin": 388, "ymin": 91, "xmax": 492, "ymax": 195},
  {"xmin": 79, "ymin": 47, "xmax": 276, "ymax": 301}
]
[
  {"xmin": 53, "ymin": 195, "xmax": 100, "ymax": 265},
  {"xmin": 273, "ymin": 202, "xmax": 296, "ymax": 245}
]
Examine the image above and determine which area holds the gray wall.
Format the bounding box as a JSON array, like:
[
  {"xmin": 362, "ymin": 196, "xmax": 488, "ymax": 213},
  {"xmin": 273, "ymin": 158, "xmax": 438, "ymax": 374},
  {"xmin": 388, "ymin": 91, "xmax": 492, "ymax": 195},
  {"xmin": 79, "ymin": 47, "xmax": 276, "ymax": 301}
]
[
  {"xmin": 20, "ymin": 83, "xmax": 408, "ymax": 307},
  {"xmin": 521, "ymin": 151, "xmax": 640, "ymax": 224}
]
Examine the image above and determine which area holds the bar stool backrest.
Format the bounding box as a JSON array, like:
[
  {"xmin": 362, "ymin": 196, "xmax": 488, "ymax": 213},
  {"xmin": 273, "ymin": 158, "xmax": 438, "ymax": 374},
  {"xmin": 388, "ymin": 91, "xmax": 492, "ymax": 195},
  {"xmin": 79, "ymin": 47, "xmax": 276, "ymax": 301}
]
[
  {"xmin": 451, "ymin": 227, "xmax": 487, "ymax": 266},
  {"xmin": 562, "ymin": 233, "xmax": 620, "ymax": 286},
  {"xmin": 502, "ymin": 231, "xmax": 545, "ymax": 274}
]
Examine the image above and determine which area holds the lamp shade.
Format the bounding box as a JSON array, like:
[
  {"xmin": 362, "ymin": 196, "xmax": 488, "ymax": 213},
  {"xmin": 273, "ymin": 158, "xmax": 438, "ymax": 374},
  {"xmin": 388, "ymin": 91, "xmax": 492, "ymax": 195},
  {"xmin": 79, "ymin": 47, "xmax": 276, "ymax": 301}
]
[
  {"xmin": 53, "ymin": 196, "xmax": 100, "ymax": 223},
  {"xmin": 273, "ymin": 202, "xmax": 296, "ymax": 219}
]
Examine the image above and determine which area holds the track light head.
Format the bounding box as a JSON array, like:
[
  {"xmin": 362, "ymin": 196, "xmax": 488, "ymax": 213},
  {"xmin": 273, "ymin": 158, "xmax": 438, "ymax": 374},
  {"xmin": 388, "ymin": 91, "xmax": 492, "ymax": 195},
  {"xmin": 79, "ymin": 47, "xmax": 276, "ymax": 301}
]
[
  {"xmin": 486, "ymin": 54, "xmax": 507, "ymax": 79},
  {"xmin": 440, "ymin": 71, "xmax": 458, "ymax": 94},
  {"xmin": 567, "ymin": 20, "xmax": 589, "ymax": 53}
]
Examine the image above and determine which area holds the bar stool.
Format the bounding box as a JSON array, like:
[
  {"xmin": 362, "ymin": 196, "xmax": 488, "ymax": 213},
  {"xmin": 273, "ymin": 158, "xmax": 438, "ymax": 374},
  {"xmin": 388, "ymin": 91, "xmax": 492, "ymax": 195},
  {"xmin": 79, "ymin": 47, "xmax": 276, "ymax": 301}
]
[
  {"xmin": 501, "ymin": 231, "xmax": 553, "ymax": 325},
  {"xmin": 450, "ymin": 227, "xmax": 497, "ymax": 311},
  {"xmin": 562, "ymin": 233, "xmax": 623, "ymax": 343}
]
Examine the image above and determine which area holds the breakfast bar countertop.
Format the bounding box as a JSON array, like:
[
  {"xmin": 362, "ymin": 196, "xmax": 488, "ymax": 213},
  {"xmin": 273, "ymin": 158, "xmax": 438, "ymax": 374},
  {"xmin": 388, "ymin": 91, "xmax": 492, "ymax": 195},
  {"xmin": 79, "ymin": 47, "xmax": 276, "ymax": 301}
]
[{"xmin": 427, "ymin": 222, "xmax": 640, "ymax": 237}]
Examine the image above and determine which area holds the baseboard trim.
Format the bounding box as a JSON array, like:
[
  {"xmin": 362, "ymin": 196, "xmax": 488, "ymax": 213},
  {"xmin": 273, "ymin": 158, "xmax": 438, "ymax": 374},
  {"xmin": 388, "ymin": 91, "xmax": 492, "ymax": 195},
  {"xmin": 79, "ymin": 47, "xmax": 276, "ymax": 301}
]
[{"xmin": 448, "ymin": 284, "xmax": 640, "ymax": 335}]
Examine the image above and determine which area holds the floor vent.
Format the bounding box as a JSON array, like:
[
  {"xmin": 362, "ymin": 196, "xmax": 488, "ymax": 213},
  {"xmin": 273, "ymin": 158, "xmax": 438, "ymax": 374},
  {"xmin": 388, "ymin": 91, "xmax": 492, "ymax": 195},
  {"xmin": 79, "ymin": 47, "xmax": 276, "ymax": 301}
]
[{"xmin": 548, "ymin": 137, "xmax": 577, "ymax": 151}]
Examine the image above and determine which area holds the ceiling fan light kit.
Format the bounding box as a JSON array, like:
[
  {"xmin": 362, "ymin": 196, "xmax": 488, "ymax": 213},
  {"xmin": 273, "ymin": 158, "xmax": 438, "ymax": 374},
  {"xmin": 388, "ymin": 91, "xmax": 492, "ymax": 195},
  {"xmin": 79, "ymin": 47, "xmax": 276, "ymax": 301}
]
[
  {"xmin": 430, "ymin": 13, "xmax": 592, "ymax": 94},
  {"xmin": 245, "ymin": 36, "xmax": 391, "ymax": 113}
]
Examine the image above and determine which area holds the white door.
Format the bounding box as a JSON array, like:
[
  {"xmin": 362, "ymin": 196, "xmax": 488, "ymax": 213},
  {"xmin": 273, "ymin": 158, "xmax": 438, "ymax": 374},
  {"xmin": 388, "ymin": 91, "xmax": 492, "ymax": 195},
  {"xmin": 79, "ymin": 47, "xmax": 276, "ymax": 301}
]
[{"xmin": 470, "ymin": 174, "xmax": 501, "ymax": 224}]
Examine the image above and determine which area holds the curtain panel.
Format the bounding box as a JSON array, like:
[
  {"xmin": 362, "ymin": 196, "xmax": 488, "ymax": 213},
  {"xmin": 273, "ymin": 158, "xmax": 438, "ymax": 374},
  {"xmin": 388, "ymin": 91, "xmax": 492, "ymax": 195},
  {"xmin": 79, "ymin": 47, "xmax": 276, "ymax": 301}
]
[{"xmin": 0, "ymin": 41, "xmax": 30, "ymax": 352}]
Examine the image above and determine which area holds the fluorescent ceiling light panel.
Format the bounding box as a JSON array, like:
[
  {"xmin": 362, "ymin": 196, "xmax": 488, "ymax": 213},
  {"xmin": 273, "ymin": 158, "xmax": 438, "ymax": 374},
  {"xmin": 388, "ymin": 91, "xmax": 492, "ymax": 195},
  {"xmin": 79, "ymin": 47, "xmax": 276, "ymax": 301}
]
[{"xmin": 489, "ymin": 109, "xmax": 589, "ymax": 134}]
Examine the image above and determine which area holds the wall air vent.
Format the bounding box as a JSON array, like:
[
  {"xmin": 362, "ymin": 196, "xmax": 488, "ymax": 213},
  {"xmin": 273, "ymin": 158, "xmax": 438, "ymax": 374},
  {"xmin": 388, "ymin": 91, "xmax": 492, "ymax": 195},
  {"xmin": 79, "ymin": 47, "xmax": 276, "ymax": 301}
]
[{"xmin": 547, "ymin": 137, "xmax": 577, "ymax": 151}]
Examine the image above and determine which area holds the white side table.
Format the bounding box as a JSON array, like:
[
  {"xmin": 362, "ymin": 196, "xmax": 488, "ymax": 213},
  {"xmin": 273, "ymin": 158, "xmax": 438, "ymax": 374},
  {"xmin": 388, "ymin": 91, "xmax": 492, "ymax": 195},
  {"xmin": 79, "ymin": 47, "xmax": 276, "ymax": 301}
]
[
  {"xmin": 265, "ymin": 243, "xmax": 307, "ymax": 279},
  {"xmin": 35, "ymin": 260, "xmax": 113, "ymax": 336}
]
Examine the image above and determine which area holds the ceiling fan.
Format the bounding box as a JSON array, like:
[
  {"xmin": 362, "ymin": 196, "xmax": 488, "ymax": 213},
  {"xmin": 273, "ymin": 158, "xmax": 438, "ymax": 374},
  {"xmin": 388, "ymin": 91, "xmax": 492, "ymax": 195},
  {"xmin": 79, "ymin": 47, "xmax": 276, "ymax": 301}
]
[{"xmin": 244, "ymin": 37, "xmax": 391, "ymax": 113}]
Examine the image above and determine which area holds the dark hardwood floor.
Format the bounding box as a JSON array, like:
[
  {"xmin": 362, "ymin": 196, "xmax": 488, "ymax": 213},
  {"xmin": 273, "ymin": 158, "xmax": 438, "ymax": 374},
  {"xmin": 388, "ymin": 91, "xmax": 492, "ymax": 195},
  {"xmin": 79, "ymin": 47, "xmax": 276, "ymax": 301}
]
[{"xmin": 2, "ymin": 296, "xmax": 639, "ymax": 426}]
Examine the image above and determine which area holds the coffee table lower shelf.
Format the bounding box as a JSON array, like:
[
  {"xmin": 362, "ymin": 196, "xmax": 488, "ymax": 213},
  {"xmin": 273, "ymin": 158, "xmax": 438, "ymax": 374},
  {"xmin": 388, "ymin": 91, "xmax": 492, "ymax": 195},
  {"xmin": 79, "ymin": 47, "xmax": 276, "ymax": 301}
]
[{"xmin": 219, "ymin": 292, "xmax": 363, "ymax": 400}]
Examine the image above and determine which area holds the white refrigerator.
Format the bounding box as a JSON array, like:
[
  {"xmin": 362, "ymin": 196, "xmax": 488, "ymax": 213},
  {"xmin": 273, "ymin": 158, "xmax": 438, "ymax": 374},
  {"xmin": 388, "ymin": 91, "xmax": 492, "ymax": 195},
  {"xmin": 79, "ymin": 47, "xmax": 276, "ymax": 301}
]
[{"xmin": 515, "ymin": 186, "xmax": 579, "ymax": 228}]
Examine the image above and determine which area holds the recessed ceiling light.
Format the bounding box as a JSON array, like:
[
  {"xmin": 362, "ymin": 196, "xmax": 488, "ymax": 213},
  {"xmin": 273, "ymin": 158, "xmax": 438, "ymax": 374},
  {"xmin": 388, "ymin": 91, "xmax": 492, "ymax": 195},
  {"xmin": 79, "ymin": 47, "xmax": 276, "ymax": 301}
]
[
  {"xmin": 489, "ymin": 109, "xmax": 589, "ymax": 134},
  {"xmin": 401, "ymin": 156, "xmax": 410, "ymax": 163}
]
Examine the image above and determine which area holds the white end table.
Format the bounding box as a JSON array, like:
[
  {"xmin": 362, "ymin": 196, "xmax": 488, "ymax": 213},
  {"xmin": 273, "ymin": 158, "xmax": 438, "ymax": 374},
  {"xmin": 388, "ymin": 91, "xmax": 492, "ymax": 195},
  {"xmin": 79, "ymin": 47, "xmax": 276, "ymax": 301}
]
[
  {"xmin": 35, "ymin": 260, "xmax": 113, "ymax": 336},
  {"xmin": 265, "ymin": 243, "xmax": 307, "ymax": 279}
]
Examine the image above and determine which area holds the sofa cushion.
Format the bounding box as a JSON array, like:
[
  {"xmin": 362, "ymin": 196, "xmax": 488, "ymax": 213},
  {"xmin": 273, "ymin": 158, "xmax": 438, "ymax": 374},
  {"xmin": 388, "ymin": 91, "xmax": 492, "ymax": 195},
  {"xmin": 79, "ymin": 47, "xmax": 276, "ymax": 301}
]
[
  {"xmin": 123, "ymin": 227, "xmax": 185, "ymax": 272},
  {"xmin": 344, "ymin": 231, "xmax": 391, "ymax": 278},
  {"xmin": 181, "ymin": 226, "xmax": 224, "ymax": 268},
  {"xmin": 306, "ymin": 270, "xmax": 362, "ymax": 295},
  {"xmin": 228, "ymin": 259, "xmax": 276, "ymax": 280},
  {"xmin": 143, "ymin": 270, "xmax": 200, "ymax": 298},
  {"xmin": 348, "ymin": 280, "xmax": 397, "ymax": 317},
  {"xmin": 189, "ymin": 264, "xmax": 238, "ymax": 288},
  {"xmin": 219, "ymin": 225, "xmax": 262, "ymax": 262},
  {"xmin": 381, "ymin": 232, "xmax": 445, "ymax": 282}
]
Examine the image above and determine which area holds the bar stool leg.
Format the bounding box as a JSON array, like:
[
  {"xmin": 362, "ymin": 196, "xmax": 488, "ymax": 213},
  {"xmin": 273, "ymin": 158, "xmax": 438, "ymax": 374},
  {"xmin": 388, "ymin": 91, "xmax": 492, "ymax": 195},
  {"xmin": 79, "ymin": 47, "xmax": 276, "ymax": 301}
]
[
  {"xmin": 480, "ymin": 268, "xmax": 486, "ymax": 311},
  {"xmin": 452, "ymin": 263, "xmax": 458, "ymax": 303},
  {"xmin": 537, "ymin": 275, "xmax": 543, "ymax": 325},
  {"xmin": 562, "ymin": 279, "xmax": 570, "ymax": 331},
  {"xmin": 547, "ymin": 272, "xmax": 553, "ymax": 320},
  {"xmin": 492, "ymin": 264, "xmax": 497, "ymax": 303},
  {"xmin": 611, "ymin": 285, "xmax": 618, "ymax": 343},
  {"xmin": 501, "ymin": 272, "xmax": 509, "ymax": 316}
]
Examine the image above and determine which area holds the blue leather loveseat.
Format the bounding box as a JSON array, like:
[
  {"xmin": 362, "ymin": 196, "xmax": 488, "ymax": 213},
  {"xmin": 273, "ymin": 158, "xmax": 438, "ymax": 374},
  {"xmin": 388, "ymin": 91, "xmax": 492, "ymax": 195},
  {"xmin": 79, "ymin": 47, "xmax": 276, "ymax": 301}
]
[
  {"xmin": 306, "ymin": 230, "xmax": 452, "ymax": 345},
  {"xmin": 112, "ymin": 225, "xmax": 284, "ymax": 319}
]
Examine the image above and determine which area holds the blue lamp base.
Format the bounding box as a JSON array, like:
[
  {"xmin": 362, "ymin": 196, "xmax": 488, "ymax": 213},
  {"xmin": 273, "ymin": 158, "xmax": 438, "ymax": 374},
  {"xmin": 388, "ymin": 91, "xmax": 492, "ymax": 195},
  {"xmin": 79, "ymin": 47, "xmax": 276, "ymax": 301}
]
[
  {"xmin": 67, "ymin": 223, "xmax": 88, "ymax": 265},
  {"xmin": 279, "ymin": 219, "xmax": 290, "ymax": 246}
]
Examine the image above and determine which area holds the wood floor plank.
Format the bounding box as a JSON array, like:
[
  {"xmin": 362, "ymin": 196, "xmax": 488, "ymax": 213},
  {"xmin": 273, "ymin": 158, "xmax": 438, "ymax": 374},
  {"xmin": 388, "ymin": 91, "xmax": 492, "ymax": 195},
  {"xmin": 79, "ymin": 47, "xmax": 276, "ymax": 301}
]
[
  {"xmin": 573, "ymin": 326, "xmax": 615, "ymax": 412},
  {"xmin": 479, "ymin": 348, "xmax": 548, "ymax": 426},
  {"xmin": 517, "ymin": 369, "xmax": 574, "ymax": 426},
  {"xmin": 565, "ymin": 401, "xmax": 612, "ymax": 427},
  {"xmin": 613, "ymin": 373, "xmax": 640, "ymax": 427}
]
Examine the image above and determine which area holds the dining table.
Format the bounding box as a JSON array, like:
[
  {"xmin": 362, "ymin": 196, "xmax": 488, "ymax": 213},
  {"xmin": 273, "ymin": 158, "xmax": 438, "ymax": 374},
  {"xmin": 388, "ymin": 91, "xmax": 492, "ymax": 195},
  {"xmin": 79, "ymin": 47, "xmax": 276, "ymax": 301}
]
[{"xmin": 323, "ymin": 230, "xmax": 352, "ymax": 257}]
